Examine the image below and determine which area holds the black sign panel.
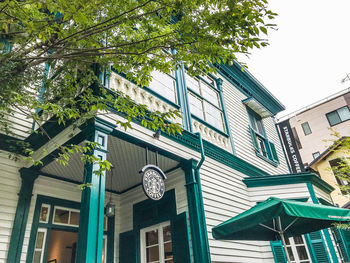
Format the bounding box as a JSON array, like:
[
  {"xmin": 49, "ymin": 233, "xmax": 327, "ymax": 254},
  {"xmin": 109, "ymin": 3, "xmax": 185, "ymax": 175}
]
[
  {"xmin": 277, "ymin": 120, "xmax": 305, "ymax": 173},
  {"xmin": 140, "ymin": 165, "xmax": 167, "ymax": 200}
]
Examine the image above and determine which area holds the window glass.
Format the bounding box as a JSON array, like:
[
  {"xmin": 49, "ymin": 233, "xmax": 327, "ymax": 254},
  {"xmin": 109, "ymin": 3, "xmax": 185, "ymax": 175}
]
[
  {"xmin": 204, "ymin": 102, "xmax": 224, "ymax": 130},
  {"xmin": 185, "ymin": 74, "xmax": 200, "ymax": 94},
  {"xmin": 70, "ymin": 211, "xmax": 80, "ymax": 226},
  {"xmin": 54, "ymin": 208, "xmax": 69, "ymax": 224},
  {"xmin": 301, "ymin": 122, "xmax": 312, "ymax": 135},
  {"xmin": 256, "ymin": 119, "xmax": 264, "ymax": 135},
  {"xmin": 312, "ymin": 152, "xmax": 320, "ymax": 159},
  {"xmin": 39, "ymin": 204, "xmax": 50, "ymax": 223},
  {"xmin": 201, "ymin": 82, "xmax": 219, "ymax": 107},
  {"xmin": 338, "ymin": 106, "xmax": 350, "ymax": 121},
  {"xmin": 327, "ymin": 111, "xmax": 341, "ymax": 126},
  {"xmin": 188, "ymin": 92, "xmax": 204, "ymax": 119},
  {"xmin": 33, "ymin": 229, "xmax": 47, "ymax": 263},
  {"xmin": 148, "ymin": 71, "xmax": 177, "ymax": 103}
]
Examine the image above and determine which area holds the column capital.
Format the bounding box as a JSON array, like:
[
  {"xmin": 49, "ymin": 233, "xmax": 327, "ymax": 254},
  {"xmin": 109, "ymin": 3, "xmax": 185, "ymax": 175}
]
[
  {"xmin": 215, "ymin": 78, "xmax": 223, "ymax": 91},
  {"xmin": 19, "ymin": 168, "xmax": 40, "ymax": 182}
]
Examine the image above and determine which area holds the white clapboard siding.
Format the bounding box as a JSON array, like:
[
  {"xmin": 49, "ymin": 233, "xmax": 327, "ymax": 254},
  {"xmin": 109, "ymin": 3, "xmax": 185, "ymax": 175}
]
[
  {"xmin": 247, "ymin": 183, "xmax": 311, "ymax": 203},
  {"xmin": 117, "ymin": 168, "xmax": 188, "ymax": 263},
  {"xmin": 313, "ymin": 185, "xmax": 333, "ymax": 204},
  {"xmin": 200, "ymin": 156, "xmax": 275, "ymax": 262},
  {"xmin": 0, "ymin": 152, "xmax": 22, "ymax": 263},
  {"xmin": 2, "ymin": 108, "xmax": 33, "ymax": 140},
  {"xmin": 220, "ymin": 77, "xmax": 289, "ymax": 175}
]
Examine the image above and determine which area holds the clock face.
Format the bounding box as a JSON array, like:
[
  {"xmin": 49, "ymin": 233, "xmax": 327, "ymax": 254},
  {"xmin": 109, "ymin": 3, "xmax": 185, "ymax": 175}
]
[{"xmin": 142, "ymin": 168, "xmax": 165, "ymax": 200}]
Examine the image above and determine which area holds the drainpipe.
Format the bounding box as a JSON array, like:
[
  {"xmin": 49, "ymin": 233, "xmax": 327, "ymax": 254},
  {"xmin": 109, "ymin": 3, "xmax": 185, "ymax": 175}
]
[{"xmin": 194, "ymin": 132, "xmax": 211, "ymax": 262}]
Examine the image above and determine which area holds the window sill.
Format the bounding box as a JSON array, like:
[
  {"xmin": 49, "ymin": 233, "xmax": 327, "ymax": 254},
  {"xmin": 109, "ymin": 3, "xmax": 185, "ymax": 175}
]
[
  {"xmin": 191, "ymin": 115, "xmax": 229, "ymax": 138},
  {"xmin": 255, "ymin": 151, "xmax": 279, "ymax": 167}
]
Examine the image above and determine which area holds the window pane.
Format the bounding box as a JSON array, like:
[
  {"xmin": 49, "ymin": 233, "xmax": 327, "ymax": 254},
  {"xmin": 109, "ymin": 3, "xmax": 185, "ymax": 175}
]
[
  {"xmin": 204, "ymin": 102, "xmax": 224, "ymax": 131},
  {"xmin": 70, "ymin": 211, "xmax": 80, "ymax": 226},
  {"xmin": 327, "ymin": 111, "xmax": 341, "ymax": 126},
  {"xmin": 164, "ymin": 242, "xmax": 173, "ymax": 260},
  {"xmin": 39, "ymin": 205, "xmax": 49, "ymax": 223},
  {"xmin": 301, "ymin": 122, "xmax": 312, "ymax": 135},
  {"xmin": 285, "ymin": 238, "xmax": 290, "ymax": 245},
  {"xmin": 102, "ymin": 237, "xmax": 106, "ymax": 263},
  {"xmin": 54, "ymin": 208, "xmax": 69, "ymax": 224},
  {"xmin": 163, "ymin": 225, "xmax": 172, "ymax": 242},
  {"xmin": 185, "ymin": 74, "xmax": 200, "ymax": 94},
  {"xmin": 312, "ymin": 152, "xmax": 320, "ymax": 159},
  {"xmin": 146, "ymin": 230, "xmax": 159, "ymax": 246},
  {"xmin": 33, "ymin": 251, "xmax": 42, "ymax": 263},
  {"xmin": 257, "ymin": 137, "xmax": 267, "ymax": 157},
  {"xmin": 201, "ymin": 75, "xmax": 215, "ymax": 86},
  {"xmin": 256, "ymin": 119, "xmax": 264, "ymax": 135},
  {"xmin": 146, "ymin": 245, "xmax": 160, "ymax": 262},
  {"xmin": 35, "ymin": 232, "xmax": 45, "ymax": 249},
  {"xmin": 338, "ymin": 106, "xmax": 350, "ymax": 121},
  {"xmin": 201, "ymin": 82, "xmax": 219, "ymax": 107},
  {"xmin": 149, "ymin": 71, "xmax": 176, "ymax": 103},
  {"xmin": 287, "ymin": 247, "xmax": 295, "ymax": 261},
  {"xmin": 296, "ymin": 246, "xmax": 309, "ymax": 260},
  {"xmin": 293, "ymin": 236, "xmax": 304, "ymax": 245},
  {"xmin": 188, "ymin": 93, "xmax": 204, "ymax": 119}
]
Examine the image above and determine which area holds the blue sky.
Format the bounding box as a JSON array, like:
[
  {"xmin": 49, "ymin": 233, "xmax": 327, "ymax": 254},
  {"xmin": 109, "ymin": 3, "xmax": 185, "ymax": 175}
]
[{"xmin": 237, "ymin": 0, "xmax": 350, "ymax": 118}]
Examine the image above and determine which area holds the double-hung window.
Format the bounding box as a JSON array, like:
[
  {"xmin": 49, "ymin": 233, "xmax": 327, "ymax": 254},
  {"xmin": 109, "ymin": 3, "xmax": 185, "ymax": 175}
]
[
  {"xmin": 186, "ymin": 73, "xmax": 225, "ymax": 132},
  {"xmin": 248, "ymin": 108, "xmax": 279, "ymax": 164},
  {"xmin": 326, "ymin": 106, "xmax": 350, "ymax": 126},
  {"xmin": 140, "ymin": 221, "xmax": 173, "ymax": 263},
  {"xmin": 285, "ymin": 235, "xmax": 311, "ymax": 263},
  {"xmin": 148, "ymin": 71, "xmax": 177, "ymax": 104}
]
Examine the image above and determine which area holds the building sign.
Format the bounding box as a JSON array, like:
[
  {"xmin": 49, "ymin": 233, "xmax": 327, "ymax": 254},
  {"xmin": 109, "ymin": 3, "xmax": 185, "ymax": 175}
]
[
  {"xmin": 277, "ymin": 120, "xmax": 305, "ymax": 173},
  {"xmin": 140, "ymin": 165, "xmax": 167, "ymax": 200}
]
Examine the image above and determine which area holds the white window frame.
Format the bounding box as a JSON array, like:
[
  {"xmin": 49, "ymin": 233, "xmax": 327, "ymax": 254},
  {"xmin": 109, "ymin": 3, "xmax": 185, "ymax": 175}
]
[
  {"xmin": 39, "ymin": 204, "xmax": 51, "ymax": 223},
  {"xmin": 33, "ymin": 228, "xmax": 47, "ymax": 263},
  {"xmin": 52, "ymin": 206, "xmax": 80, "ymax": 227},
  {"xmin": 140, "ymin": 221, "xmax": 172, "ymax": 263},
  {"xmin": 286, "ymin": 235, "xmax": 312, "ymax": 263},
  {"xmin": 102, "ymin": 235, "xmax": 107, "ymax": 263}
]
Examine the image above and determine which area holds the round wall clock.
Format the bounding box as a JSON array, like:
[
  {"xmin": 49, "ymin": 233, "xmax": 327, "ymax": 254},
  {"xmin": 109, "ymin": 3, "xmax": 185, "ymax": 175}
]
[{"xmin": 140, "ymin": 165, "xmax": 167, "ymax": 201}]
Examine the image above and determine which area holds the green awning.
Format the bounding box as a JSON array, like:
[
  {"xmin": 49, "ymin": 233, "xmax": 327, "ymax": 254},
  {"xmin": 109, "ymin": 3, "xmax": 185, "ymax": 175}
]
[{"xmin": 212, "ymin": 197, "xmax": 350, "ymax": 241}]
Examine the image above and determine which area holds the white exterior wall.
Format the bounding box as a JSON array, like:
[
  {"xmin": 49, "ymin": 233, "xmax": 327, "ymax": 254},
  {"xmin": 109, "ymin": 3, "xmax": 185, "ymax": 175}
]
[
  {"xmin": 221, "ymin": 78, "xmax": 289, "ymax": 176},
  {"xmin": 200, "ymin": 157, "xmax": 275, "ymax": 263},
  {"xmin": 246, "ymin": 183, "xmax": 310, "ymax": 204},
  {"xmin": 313, "ymin": 185, "xmax": 333, "ymax": 205},
  {"xmin": 2, "ymin": 108, "xmax": 33, "ymax": 140},
  {"xmin": 0, "ymin": 152, "xmax": 22, "ymax": 263}
]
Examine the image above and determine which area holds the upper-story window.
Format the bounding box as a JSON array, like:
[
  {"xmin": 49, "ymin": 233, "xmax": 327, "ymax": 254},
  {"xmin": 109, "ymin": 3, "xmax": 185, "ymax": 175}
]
[
  {"xmin": 186, "ymin": 73, "xmax": 225, "ymax": 132},
  {"xmin": 301, "ymin": 122, "xmax": 312, "ymax": 135},
  {"xmin": 248, "ymin": 108, "xmax": 279, "ymax": 165},
  {"xmin": 148, "ymin": 71, "xmax": 177, "ymax": 104},
  {"xmin": 329, "ymin": 158, "xmax": 350, "ymax": 195},
  {"xmin": 326, "ymin": 106, "xmax": 350, "ymax": 126}
]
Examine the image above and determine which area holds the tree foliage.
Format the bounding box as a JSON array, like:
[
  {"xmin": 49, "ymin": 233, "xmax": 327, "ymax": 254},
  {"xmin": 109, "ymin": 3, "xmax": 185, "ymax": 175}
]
[{"xmin": 0, "ymin": 0, "xmax": 277, "ymax": 172}]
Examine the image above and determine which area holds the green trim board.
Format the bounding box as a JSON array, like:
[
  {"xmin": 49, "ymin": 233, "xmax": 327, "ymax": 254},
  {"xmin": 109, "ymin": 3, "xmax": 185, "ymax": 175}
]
[
  {"xmin": 214, "ymin": 62, "xmax": 285, "ymax": 115},
  {"xmin": 76, "ymin": 122, "xmax": 112, "ymax": 262},
  {"xmin": 25, "ymin": 195, "xmax": 115, "ymax": 263},
  {"xmin": 8, "ymin": 168, "xmax": 39, "ymax": 263},
  {"xmin": 243, "ymin": 172, "xmax": 334, "ymax": 194}
]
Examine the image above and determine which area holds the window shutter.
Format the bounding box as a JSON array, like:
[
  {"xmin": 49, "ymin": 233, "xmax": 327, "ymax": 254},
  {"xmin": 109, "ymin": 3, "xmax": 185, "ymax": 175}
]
[
  {"xmin": 332, "ymin": 228, "xmax": 350, "ymax": 261},
  {"xmin": 268, "ymin": 140, "xmax": 279, "ymax": 163},
  {"xmin": 119, "ymin": 230, "xmax": 137, "ymax": 263},
  {"xmin": 270, "ymin": 240, "xmax": 287, "ymax": 263},
  {"xmin": 249, "ymin": 126, "xmax": 259, "ymax": 152},
  {"xmin": 171, "ymin": 212, "xmax": 191, "ymax": 263},
  {"xmin": 306, "ymin": 231, "xmax": 330, "ymax": 263}
]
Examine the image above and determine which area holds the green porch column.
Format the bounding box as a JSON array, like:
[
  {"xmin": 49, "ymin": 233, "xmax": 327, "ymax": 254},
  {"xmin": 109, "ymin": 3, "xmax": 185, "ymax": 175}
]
[
  {"xmin": 76, "ymin": 121, "xmax": 113, "ymax": 262},
  {"xmin": 7, "ymin": 168, "xmax": 39, "ymax": 263},
  {"xmin": 183, "ymin": 159, "xmax": 211, "ymax": 263}
]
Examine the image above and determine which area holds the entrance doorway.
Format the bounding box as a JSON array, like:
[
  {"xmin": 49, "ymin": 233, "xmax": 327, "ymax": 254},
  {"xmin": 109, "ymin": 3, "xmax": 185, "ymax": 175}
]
[{"xmin": 46, "ymin": 230, "xmax": 78, "ymax": 263}]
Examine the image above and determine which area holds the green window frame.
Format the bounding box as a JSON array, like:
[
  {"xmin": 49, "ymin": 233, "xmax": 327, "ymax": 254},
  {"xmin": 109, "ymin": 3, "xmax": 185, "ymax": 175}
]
[
  {"xmin": 185, "ymin": 73, "xmax": 226, "ymax": 133},
  {"xmin": 301, "ymin": 122, "xmax": 312, "ymax": 136},
  {"xmin": 247, "ymin": 108, "xmax": 279, "ymax": 166},
  {"xmin": 326, "ymin": 106, "xmax": 350, "ymax": 126}
]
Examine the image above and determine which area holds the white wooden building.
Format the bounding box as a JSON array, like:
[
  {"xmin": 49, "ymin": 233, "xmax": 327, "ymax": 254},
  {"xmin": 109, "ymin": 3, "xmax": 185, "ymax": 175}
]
[{"xmin": 0, "ymin": 62, "xmax": 347, "ymax": 263}]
